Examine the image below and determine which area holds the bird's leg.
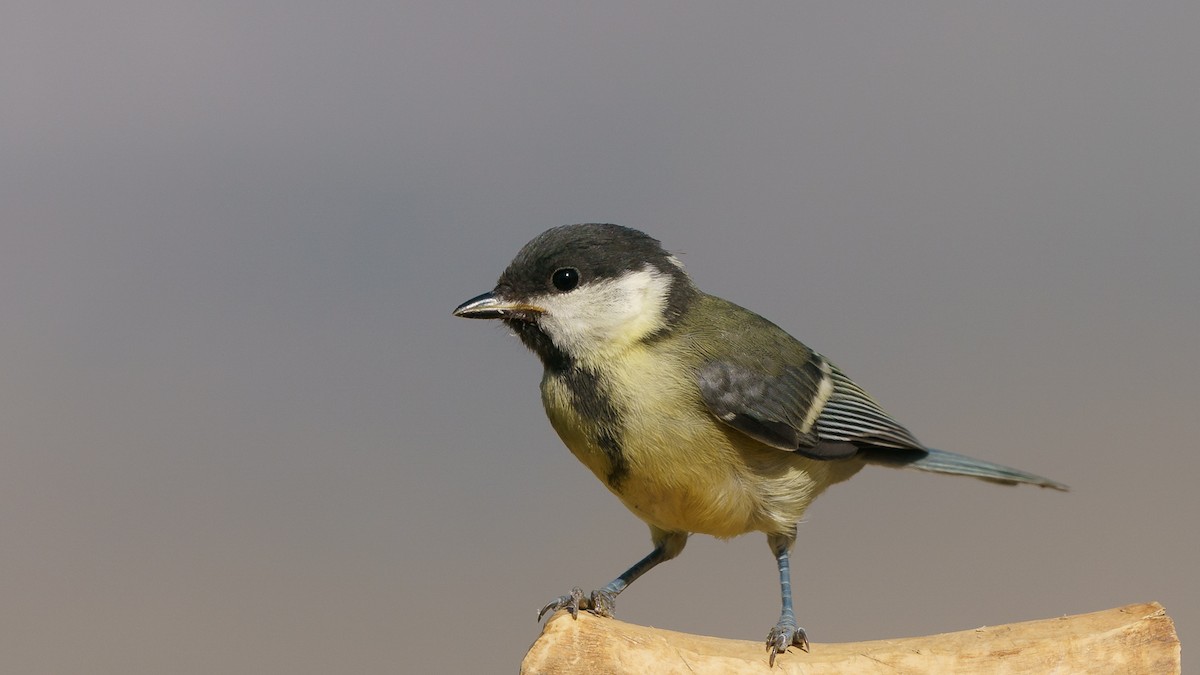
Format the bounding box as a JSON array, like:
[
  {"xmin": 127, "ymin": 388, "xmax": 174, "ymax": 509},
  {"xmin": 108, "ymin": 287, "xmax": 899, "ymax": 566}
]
[
  {"xmin": 538, "ymin": 529, "xmax": 687, "ymax": 621},
  {"xmin": 765, "ymin": 530, "xmax": 809, "ymax": 666}
]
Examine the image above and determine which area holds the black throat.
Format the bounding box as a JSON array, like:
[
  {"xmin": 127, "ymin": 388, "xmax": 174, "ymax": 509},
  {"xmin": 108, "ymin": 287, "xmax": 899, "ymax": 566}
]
[{"xmin": 508, "ymin": 320, "xmax": 631, "ymax": 490}]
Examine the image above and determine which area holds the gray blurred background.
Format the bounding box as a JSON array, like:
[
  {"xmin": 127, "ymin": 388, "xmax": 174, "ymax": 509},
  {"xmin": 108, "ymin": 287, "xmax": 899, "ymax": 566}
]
[{"xmin": 3, "ymin": 2, "xmax": 1196, "ymax": 672}]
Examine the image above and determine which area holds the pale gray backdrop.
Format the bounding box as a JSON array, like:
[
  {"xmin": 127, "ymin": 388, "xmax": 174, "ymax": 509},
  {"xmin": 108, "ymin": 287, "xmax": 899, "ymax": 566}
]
[{"xmin": 2, "ymin": 3, "xmax": 1196, "ymax": 673}]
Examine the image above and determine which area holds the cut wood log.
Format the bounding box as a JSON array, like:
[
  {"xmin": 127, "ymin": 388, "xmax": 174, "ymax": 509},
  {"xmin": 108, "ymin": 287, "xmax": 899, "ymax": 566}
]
[{"xmin": 521, "ymin": 602, "xmax": 1179, "ymax": 674}]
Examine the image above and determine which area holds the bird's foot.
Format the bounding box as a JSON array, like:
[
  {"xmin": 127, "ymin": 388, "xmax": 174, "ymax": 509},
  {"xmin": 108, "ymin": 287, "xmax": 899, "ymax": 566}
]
[
  {"xmin": 765, "ymin": 620, "xmax": 809, "ymax": 667},
  {"xmin": 536, "ymin": 587, "xmax": 617, "ymax": 621}
]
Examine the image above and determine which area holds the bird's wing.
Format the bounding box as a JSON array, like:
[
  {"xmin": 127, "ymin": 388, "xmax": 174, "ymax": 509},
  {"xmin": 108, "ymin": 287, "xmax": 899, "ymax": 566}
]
[
  {"xmin": 814, "ymin": 364, "xmax": 925, "ymax": 451},
  {"xmin": 698, "ymin": 355, "xmax": 924, "ymax": 460}
]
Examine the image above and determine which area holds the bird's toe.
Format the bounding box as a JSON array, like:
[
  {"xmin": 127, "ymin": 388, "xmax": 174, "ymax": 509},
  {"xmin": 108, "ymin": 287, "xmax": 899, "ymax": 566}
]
[
  {"xmin": 536, "ymin": 587, "xmax": 618, "ymax": 621},
  {"xmin": 765, "ymin": 621, "xmax": 809, "ymax": 666},
  {"xmin": 537, "ymin": 587, "xmax": 585, "ymax": 621}
]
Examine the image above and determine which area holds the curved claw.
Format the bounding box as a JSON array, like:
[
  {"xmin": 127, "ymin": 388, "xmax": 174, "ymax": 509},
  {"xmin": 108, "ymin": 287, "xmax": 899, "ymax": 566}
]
[
  {"xmin": 537, "ymin": 587, "xmax": 585, "ymax": 621},
  {"xmin": 536, "ymin": 587, "xmax": 618, "ymax": 621},
  {"xmin": 765, "ymin": 622, "xmax": 809, "ymax": 667}
]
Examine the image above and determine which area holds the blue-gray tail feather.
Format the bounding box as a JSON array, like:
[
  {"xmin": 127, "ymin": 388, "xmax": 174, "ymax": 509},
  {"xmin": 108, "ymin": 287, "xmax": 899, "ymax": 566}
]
[{"xmin": 861, "ymin": 447, "xmax": 1068, "ymax": 491}]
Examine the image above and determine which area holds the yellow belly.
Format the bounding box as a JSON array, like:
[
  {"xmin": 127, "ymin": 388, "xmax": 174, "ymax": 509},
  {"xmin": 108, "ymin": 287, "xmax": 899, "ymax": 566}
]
[
  {"xmin": 542, "ymin": 346, "xmax": 863, "ymax": 538},
  {"xmin": 612, "ymin": 417, "xmax": 859, "ymax": 538}
]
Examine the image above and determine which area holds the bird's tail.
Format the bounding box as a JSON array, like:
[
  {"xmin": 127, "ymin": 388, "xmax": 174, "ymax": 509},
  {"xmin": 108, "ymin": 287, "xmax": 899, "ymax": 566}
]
[{"xmin": 860, "ymin": 447, "xmax": 1068, "ymax": 491}]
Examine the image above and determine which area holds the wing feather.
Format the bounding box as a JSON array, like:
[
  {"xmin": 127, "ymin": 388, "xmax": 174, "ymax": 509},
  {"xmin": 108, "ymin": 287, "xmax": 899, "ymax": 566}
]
[
  {"xmin": 815, "ymin": 366, "xmax": 923, "ymax": 450},
  {"xmin": 698, "ymin": 355, "xmax": 924, "ymax": 459}
]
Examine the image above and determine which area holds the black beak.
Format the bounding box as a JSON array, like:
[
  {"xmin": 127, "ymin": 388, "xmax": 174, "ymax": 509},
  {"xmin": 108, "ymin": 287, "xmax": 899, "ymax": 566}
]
[{"xmin": 453, "ymin": 291, "xmax": 544, "ymax": 320}]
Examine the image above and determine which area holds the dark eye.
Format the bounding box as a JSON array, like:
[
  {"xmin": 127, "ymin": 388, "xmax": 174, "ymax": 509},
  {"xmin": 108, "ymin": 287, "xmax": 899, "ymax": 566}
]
[{"xmin": 551, "ymin": 267, "xmax": 580, "ymax": 292}]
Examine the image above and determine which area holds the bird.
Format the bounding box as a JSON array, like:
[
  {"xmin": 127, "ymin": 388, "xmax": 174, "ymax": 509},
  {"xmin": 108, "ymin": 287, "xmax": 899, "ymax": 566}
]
[{"xmin": 453, "ymin": 223, "xmax": 1066, "ymax": 665}]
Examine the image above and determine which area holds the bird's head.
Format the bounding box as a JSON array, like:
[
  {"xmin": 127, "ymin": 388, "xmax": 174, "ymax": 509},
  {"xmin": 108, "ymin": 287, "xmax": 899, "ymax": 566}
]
[{"xmin": 454, "ymin": 224, "xmax": 698, "ymax": 370}]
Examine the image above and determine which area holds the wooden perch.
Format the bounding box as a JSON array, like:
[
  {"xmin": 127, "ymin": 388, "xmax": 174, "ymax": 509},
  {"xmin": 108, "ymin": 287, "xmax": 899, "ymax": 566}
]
[{"xmin": 521, "ymin": 602, "xmax": 1179, "ymax": 674}]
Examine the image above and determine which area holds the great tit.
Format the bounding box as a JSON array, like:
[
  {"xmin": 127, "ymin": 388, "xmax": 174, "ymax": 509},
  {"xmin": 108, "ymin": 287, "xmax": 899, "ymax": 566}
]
[{"xmin": 454, "ymin": 223, "xmax": 1066, "ymax": 665}]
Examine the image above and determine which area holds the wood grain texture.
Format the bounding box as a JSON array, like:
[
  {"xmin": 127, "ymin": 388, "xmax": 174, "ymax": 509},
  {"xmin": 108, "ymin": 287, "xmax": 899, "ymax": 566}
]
[{"xmin": 521, "ymin": 602, "xmax": 1179, "ymax": 674}]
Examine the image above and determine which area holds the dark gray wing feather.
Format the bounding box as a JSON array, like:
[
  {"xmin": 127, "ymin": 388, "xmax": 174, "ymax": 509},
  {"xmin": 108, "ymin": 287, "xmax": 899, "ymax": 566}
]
[
  {"xmin": 698, "ymin": 356, "xmax": 924, "ymax": 460},
  {"xmin": 697, "ymin": 359, "xmax": 818, "ymax": 448},
  {"xmin": 815, "ymin": 365, "xmax": 924, "ymax": 450}
]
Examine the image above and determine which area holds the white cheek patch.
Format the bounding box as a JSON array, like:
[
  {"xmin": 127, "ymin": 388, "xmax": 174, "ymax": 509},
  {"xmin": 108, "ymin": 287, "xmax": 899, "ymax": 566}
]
[{"xmin": 534, "ymin": 265, "xmax": 673, "ymax": 363}]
